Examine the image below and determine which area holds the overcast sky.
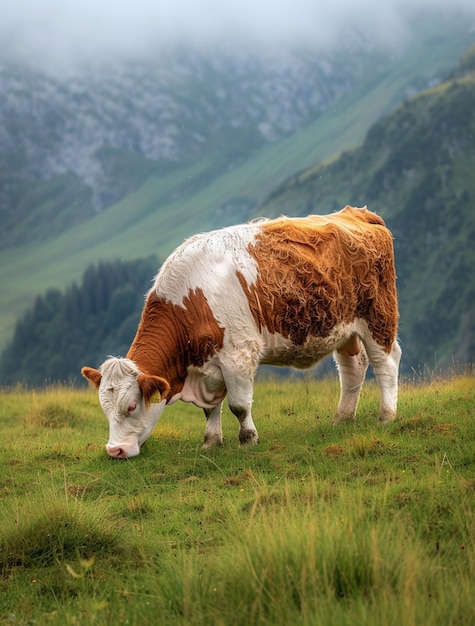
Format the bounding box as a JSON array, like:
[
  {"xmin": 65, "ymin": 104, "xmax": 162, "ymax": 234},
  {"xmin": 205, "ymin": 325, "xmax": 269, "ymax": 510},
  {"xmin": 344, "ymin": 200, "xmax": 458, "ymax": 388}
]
[{"xmin": 2, "ymin": 0, "xmax": 475, "ymax": 71}]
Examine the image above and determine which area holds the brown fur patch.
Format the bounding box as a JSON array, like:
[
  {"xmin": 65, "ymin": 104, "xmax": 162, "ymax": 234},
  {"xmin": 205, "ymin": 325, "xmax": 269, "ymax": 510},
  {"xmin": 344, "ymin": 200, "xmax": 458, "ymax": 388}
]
[
  {"xmin": 237, "ymin": 206, "xmax": 398, "ymax": 351},
  {"xmin": 81, "ymin": 366, "xmax": 102, "ymax": 389},
  {"xmin": 126, "ymin": 288, "xmax": 225, "ymax": 400},
  {"xmin": 138, "ymin": 373, "xmax": 171, "ymax": 407}
]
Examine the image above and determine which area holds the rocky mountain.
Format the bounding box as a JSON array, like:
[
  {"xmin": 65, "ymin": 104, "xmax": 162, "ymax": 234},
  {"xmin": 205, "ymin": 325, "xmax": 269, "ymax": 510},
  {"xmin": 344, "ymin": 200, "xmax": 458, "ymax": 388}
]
[{"xmin": 0, "ymin": 43, "xmax": 373, "ymax": 240}]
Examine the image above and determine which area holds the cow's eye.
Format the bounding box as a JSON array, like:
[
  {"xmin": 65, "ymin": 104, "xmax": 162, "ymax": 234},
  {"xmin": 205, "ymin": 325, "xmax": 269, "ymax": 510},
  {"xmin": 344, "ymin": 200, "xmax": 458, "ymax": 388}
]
[{"xmin": 127, "ymin": 402, "xmax": 137, "ymax": 415}]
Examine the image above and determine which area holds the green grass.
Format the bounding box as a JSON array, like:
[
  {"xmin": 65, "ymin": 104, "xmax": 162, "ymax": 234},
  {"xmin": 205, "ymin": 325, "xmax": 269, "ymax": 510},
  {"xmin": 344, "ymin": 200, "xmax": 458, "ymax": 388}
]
[{"xmin": 0, "ymin": 374, "xmax": 474, "ymax": 624}]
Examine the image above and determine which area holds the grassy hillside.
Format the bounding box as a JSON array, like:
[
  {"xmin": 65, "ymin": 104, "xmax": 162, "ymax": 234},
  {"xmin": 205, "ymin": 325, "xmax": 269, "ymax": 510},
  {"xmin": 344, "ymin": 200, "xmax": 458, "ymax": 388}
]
[
  {"xmin": 260, "ymin": 45, "xmax": 475, "ymax": 371},
  {"xmin": 1, "ymin": 375, "xmax": 474, "ymax": 624},
  {"xmin": 1, "ymin": 16, "xmax": 473, "ymax": 350}
]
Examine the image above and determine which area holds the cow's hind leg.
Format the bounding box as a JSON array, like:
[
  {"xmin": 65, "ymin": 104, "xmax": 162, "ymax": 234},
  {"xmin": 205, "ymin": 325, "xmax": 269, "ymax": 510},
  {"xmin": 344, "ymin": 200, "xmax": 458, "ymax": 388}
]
[
  {"xmin": 333, "ymin": 336, "xmax": 369, "ymax": 424},
  {"xmin": 364, "ymin": 338, "xmax": 402, "ymax": 423},
  {"xmin": 203, "ymin": 403, "xmax": 224, "ymax": 448}
]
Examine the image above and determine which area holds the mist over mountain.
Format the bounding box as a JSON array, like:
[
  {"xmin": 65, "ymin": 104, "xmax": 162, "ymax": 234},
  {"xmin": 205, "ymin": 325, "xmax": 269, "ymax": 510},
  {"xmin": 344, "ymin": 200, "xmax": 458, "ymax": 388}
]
[
  {"xmin": 0, "ymin": 44, "xmax": 370, "ymax": 221},
  {"xmin": 4, "ymin": 0, "xmax": 473, "ymax": 71}
]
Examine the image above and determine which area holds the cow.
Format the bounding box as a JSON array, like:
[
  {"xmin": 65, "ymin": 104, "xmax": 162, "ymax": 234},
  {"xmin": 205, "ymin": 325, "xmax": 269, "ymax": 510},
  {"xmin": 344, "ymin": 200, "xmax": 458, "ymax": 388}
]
[{"xmin": 82, "ymin": 206, "xmax": 401, "ymax": 458}]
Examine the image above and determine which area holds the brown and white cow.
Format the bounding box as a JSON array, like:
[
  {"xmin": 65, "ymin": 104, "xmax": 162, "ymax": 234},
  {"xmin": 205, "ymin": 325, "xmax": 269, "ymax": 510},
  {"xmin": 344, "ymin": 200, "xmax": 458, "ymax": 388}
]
[{"xmin": 82, "ymin": 206, "xmax": 401, "ymax": 458}]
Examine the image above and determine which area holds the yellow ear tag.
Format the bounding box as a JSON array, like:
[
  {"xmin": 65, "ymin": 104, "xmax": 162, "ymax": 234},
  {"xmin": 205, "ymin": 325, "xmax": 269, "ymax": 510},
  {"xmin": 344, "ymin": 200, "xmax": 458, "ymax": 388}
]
[{"xmin": 150, "ymin": 392, "xmax": 162, "ymax": 404}]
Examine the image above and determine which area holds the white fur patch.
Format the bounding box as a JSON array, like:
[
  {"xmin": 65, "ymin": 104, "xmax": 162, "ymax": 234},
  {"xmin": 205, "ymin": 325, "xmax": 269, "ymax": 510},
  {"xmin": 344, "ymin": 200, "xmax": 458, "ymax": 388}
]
[{"xmin": 153, "ymin": 223, "xmax": 261, "ymax": 307}]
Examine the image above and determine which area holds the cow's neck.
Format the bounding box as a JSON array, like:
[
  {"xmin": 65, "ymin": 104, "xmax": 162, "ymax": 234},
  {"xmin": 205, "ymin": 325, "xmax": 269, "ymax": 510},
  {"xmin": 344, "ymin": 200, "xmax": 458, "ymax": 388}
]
[
  {"xmin": 126, "ymin": 287, "xmax": 225, "ymax": 402},
  {"xmin": 126, "ymin": 292, "xmax": 187, "ymax": 400}
]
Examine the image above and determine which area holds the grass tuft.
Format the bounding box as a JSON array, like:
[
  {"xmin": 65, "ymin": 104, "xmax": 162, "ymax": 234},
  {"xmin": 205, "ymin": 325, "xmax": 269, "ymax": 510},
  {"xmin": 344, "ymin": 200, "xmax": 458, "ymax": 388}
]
[
  {"xmin": 345, "ymin": 433, "xmax": 397, "ymax": 458},
  {"xmin": 0, "ymin": 498, "xmax": 130, "ymax": 575},
  {"xmin": 25, "ymin": 401, "xmax": 81, "ymax": 429}
]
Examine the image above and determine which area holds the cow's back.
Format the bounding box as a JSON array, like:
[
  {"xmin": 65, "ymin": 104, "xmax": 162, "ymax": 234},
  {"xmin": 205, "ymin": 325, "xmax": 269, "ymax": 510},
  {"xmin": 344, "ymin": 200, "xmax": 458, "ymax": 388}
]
[
  {"xmin": 153, "ymin": 207, "xmax": 397, "ymax": 352},
  {"xmin": 153, "ymin": 222, "xmax": 262, "ymax": 307},
  {"xmin": 238, "ymin": 206, "xmax": 398, "ymax": 350}
]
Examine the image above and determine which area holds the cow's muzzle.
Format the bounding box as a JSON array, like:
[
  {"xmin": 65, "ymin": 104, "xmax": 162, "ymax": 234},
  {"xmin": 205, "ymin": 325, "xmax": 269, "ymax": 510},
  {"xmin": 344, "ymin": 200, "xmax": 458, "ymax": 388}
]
[{"xmin": 106, "ymin": 443, "xmax": 140, "ymax": 458}]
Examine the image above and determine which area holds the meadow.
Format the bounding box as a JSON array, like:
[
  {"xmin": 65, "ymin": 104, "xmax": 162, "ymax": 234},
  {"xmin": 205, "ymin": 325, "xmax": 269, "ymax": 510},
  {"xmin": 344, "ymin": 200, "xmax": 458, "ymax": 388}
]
[{"xmin": 0, "ymin": 373, "xmax": 474, "ymax": 625}]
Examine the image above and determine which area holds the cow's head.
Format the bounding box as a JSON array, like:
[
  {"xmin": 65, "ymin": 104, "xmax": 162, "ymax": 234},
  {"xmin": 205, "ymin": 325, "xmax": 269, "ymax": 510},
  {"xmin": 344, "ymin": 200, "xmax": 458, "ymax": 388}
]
[{"xmin": 81, "ymin": 357, "xmax": 170, "ymax": 458}]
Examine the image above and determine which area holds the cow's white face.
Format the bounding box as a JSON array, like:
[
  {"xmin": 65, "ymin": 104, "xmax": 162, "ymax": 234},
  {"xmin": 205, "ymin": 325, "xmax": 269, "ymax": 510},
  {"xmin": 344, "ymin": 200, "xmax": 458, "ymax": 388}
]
[
  {"xmin": 81, "ymin": 358, "xmax": 170, "ymax": 458},
  {"xmin": 98, "ymin": 375, "xmax": 167, "ymax": 458}
]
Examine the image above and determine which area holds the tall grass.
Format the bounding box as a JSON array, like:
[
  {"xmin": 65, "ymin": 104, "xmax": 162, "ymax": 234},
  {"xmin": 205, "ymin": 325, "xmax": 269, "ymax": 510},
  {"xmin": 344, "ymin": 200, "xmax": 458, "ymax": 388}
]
[
  {"xmin": 0, "ymin": 375, "xmax": 474, "ymax": 624},
  {"xmin": 159, "ymin": 490, "xmax": 462, "ymax": 626}
]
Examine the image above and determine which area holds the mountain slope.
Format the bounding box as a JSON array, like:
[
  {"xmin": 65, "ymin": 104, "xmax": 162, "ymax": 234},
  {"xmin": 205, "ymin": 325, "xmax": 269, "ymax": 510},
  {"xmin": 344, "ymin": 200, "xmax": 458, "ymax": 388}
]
[
  {"xmin": 0, "ymin": 10, "xmax": 474, "ymax": 352},
  {"xmin": 260, "ymin": 45, "xmax": 475, "ymax": 371}
]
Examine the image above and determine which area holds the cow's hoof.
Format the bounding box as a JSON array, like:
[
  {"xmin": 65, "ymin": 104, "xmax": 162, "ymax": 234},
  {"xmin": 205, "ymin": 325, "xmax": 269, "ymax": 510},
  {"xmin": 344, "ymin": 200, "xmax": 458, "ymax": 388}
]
[
  {"xmin": 332, "ymin": 412, "xmax": 355, "ymax": 425},
  {"xmin": 202, "ymin": 435, "xmax": 224, "ymax": 449},
  {"xmin": 378, "ymin": 409, "xmax": 396, "ymax": 423},
  {"xmin": 239, "ymin": 429, "xmax": 259, "ymax": 446}
]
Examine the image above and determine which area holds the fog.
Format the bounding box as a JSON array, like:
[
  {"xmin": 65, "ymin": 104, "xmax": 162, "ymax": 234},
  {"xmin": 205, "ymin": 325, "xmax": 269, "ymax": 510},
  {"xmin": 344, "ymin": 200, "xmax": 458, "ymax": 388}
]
[{"xmin": 2, "ymin": 0, "xmax": 475, "ymax": 71}]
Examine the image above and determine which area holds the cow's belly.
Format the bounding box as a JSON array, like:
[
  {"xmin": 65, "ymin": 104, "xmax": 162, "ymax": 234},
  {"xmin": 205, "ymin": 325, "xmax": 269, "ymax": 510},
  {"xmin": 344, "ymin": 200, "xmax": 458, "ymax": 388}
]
[{"xmin": 259, "ymin": 326, "xmax": 353, "ymax": 369}]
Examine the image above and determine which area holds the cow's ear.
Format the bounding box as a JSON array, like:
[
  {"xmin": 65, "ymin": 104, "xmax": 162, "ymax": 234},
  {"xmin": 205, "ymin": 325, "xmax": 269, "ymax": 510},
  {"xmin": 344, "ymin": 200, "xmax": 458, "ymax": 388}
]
[
  {"xmin": 138, "ymin": 374, "xmax": 170, "ymax": 407},
  {"xmin": 81, "ymin": 366, "xmax": 102, "ymax": 389}
]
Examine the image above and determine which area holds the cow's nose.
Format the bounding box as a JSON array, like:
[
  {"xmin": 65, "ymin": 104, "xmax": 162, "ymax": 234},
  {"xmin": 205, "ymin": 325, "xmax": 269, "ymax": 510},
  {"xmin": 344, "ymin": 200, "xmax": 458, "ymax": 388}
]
[{"xmin": 107, "ymin": 445, "xmax": 128, "ymax": 459}]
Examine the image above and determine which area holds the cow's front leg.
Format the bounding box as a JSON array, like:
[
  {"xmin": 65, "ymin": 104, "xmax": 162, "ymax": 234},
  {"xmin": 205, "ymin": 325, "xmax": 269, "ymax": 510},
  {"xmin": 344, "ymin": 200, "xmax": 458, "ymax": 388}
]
[
  {"xmin": 229, "ymin": 403, "xmax": 259, "ymax": 445},
  {"xmin": 202, "ymin": 403, "xmax": 223, "ymax": 448},
  {"xmin": 221, "ymin": 358, "xmax": 259, "ymax": 445},
  {"xmin": 226, "ymin": 384, "xmax": 259, "ymax": 445}
]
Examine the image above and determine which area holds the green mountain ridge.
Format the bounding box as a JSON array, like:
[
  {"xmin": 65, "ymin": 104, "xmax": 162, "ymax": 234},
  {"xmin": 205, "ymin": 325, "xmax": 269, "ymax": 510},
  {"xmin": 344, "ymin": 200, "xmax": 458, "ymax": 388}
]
[{"xmin": 260, "ymin": 45, "xmax": 475, "ymax": 370}]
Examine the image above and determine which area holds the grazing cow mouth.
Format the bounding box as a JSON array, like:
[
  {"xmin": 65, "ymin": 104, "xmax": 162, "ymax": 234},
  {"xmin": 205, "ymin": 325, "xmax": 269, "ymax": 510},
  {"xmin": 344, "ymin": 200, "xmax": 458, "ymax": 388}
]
[{"xmin": 106, "ymin": 442, "xmax": 140, "ymax": 459}]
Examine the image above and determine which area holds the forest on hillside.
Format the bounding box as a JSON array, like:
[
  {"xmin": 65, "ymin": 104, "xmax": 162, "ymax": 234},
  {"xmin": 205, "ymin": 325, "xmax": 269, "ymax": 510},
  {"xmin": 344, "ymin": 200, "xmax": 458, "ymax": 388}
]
[{"xmin": 0, "ymin": 258, "xmax": 158, "ymax": 386}]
